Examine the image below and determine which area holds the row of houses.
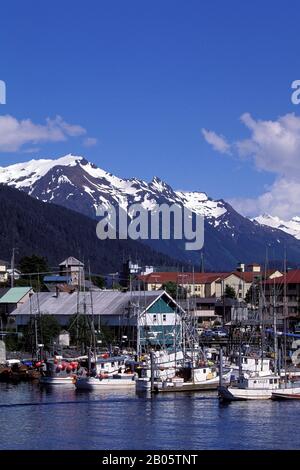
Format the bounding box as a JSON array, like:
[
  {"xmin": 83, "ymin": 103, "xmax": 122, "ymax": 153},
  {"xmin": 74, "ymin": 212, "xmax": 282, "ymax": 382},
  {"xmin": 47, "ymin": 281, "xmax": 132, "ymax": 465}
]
[
  {"xmin": 0, "ymin": 266, "xmax": 300, "ymax": 348},
  {"xmin": 1, "ymin": 256, "xmax": 300, "ymax": 342},
  {"xmin": 0, "ymin": 260, "xmax": 21, "ymax": 284},
  {"xmin": 0, "ymin": 256, "xmax": 86, "ymax": 288},
  {"xmin": 138, "ymin": 263, "xmax": 283, "ymax": 300}
]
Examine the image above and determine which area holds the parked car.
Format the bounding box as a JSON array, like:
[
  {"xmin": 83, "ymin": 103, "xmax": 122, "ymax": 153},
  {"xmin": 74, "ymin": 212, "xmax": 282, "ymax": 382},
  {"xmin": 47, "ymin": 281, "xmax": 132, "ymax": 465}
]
[
  {"xmin": 213, "ymin": 330, "xmax": 227, "ymax": 338},
  {"xmin": 201, "ymin": 329, "xmax": 214, "ymax": 338}
]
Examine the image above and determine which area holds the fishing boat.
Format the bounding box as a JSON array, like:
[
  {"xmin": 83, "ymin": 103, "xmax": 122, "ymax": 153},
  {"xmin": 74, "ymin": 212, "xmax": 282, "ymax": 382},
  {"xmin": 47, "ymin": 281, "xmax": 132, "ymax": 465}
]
[
  {"xmin": 135, "ymin": 349, "xmax": 184, "ymax": 392},
  {"xmin": 272, "ymin": 386, "xmax": 300, "ymax": 400},
  {"xmin": 136, "ymin": 348, "xmax": 231, "ymax": 392},
  {"xmin": 39, "ymin": 358, "xmax": 79, "ymax": 386},
  {"xmin": 218, "ymin": 374, "xmax": 281, "ymax": 401},
  {"xmin": 75, "ymin": 355, "xmax": 136, "ymax": 390},
  {"xmin": 151, "ymin": 365, "xmax": 232, "ymax": 393},
  {"xmin": 228, "ymin": 355, "xmax": 274, "ymax": 379}
]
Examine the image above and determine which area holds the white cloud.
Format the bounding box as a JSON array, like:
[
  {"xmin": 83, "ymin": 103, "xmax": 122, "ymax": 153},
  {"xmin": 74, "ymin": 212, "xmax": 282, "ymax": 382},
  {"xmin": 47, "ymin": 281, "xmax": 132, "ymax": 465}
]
[
  {"xmin": 203, "ymin": 112, "xmax": 300, "ymax": 219},
  {"xmin": 83, "ymin": 137, "xmax": 98, "ymax": 147},
  {"xmin": 236, "ymin": 112, "xmax": 300, "ymax": 177},
  {"xmin": 201, "ymin": 128, "xmax": 231, "ymax": 155},
  {"xmin": 230, "ymin": 177, "xmax": 300, "ymax": 219},
  {"xmin": 0, "ymin": 114, "xmax": 86, "ymax": 152}
]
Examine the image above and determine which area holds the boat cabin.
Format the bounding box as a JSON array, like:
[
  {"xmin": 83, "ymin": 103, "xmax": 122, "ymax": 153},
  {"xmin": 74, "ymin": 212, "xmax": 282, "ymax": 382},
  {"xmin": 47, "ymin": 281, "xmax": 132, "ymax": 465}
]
[
  {"xmin": 94, "ymin": 355, "xmax": 129, "ymax": 375},
  {"xmin": 237, "ymin": 375, "xmax": 280, "ymax": 390}
]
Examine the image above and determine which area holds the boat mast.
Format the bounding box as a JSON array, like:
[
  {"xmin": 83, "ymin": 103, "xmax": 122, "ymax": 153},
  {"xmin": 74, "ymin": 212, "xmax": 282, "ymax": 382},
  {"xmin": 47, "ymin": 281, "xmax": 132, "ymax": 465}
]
[
  {"xmin": 88, "ymin": 263, "xmax": 97, "ymax": 352},
  {"xmin": 259, "ymin": 280, "xmax": 265, "ymax": 372},
  {"xmin": 283, "ymin": 251, "xmax": 288, "ymax": 385},
  {"xmin": 273, "ymin": 278, "xmax": 279, "ymax": 376}
]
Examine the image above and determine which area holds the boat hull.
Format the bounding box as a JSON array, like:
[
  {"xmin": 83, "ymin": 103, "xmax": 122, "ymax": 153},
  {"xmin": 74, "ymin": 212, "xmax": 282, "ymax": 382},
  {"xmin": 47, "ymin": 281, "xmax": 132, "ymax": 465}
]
[
  {"xmin": 272, "ymin": 387, "xmax": 300, "ymax": 400},
  {"xmin": 75, "ymin": 376, "xmax": 136, "ymax": 390},
  {"xmin": 218, "ymin": 385, "xmax": 273, "ymax": 401},
  {"xmin": 137, "ymin": 370, "xmax": 232, "ymax": 393},
  {"xmin": 39, "ymin": 376, "xmax": 75, "ymax": 386}
]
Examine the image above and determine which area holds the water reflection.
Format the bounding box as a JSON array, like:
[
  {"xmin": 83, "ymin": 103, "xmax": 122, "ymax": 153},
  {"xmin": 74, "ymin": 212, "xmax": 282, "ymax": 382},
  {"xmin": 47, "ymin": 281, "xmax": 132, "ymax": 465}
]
[{"xmin": 0, "ymin": 383, "xmax": 299, "ymax": 449}]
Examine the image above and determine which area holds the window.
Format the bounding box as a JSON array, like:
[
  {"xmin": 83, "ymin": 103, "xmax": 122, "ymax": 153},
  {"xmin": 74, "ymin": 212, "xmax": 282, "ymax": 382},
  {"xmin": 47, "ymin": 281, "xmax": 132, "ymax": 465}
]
[
  {"xmin": 203, "ymin": 369, "xmax": 206, "ymax": 373},
  {"xmin": 163, "ymin": 314, "xmax": 167, "ymax": 322},
  {"xmin": 270, "ymin": 379, "xmax": 273, "ymax": 384},
  {"xmin": 153, "ymin": 315, "xmax": 157, "ymax": 322}
]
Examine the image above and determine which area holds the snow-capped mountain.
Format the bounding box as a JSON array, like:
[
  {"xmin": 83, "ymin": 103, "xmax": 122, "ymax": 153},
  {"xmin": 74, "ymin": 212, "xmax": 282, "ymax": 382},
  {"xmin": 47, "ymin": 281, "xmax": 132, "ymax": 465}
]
[
  {"xmin": 2, "ymin": 154, "xmax": 300, "ymax": 270},
  {"xmin": 253, "ymin": 214, "xmax": 300, "ymax": 240},
  {"xmin": 0, "ymin": 154, "xmax": 229, "ymax": 224}
]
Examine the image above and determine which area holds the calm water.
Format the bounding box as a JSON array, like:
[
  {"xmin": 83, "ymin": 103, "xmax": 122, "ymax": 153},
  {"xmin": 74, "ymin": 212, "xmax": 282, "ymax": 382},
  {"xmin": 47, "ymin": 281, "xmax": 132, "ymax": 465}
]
[{"xmin": 0, "ymin": 382, "xmax": 299, "ymax": 450}]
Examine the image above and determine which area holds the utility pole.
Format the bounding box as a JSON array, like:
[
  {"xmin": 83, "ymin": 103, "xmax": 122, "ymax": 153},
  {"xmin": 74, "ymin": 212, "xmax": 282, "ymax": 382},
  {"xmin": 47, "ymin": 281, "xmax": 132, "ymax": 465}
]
[{"xmin": 11, "ymin": 247, "xmax": 16, "ymax": 288}]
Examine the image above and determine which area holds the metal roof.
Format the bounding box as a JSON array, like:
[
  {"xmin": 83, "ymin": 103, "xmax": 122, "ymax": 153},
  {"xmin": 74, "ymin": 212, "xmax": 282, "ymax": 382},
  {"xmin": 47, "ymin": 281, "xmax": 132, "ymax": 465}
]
[
  {"xmin": 59, "ymin": 257, "xmax": 84, "ymax": 267},
  {"xmin": 43, "ymin": 275, "xmax": 72, "ymax": 283},
  {"xmin": 0, "ymin": 287, "xmax": 32, "ymax": 304},
  {"xmin": 11, "ymin": 290, "xmax": 179, "ymax": 317}
]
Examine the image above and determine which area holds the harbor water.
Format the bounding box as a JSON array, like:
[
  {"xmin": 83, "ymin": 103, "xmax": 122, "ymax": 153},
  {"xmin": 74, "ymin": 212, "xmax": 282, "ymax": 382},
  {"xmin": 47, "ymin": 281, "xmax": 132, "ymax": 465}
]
[{"xmin": 0, "ymin": 382, "xmax": 299, "ymax": 450}]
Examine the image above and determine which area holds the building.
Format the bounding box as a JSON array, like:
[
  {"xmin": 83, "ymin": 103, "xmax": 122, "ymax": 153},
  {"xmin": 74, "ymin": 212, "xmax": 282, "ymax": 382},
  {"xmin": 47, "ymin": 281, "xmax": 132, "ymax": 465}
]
[
  {"xmin": 59, "ymin": 257, "xmax": 85, "ymax": 287},
  {"xmin": 139, "ymin": 272, "xmax": 228, "ymax": 298},
  {"xmin": 0, "ymin": 260, "xmax": 9, "ymax": 284},
  {"xmin": 264, "ymin": 270, "xmax": 300, "ymax": 327},
  {"xmin": 7, "ymin": 268, "xmax": 21, "ymax": 283},
  {"xmin": 0, "ymin": 287, "xmax": 33, "ymax": 328},
  {"xmin": 181, "ymin": 297, "xmax": 220, "ymax": 327},
  {"xmin": 215, "ymin": 298, "xmax": 249, "ymax": 324},
  {"xmin": 11, "ymin": 289, "xmax": 184, "ymax": 351},
  {"xmin": 140, "ymin": 266, "xmax": 283, "ymax": 302},
  {"xmin": 43, "ymin": 275, "xmax": 73, "ymax": 292}
]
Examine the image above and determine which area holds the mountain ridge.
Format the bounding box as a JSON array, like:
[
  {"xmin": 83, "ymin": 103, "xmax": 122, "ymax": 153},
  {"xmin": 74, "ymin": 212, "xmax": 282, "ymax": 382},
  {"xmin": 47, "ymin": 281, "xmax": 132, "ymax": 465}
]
[{"xmin": 2, "ymin": 154, "xmax": 300, "ymax": 270}]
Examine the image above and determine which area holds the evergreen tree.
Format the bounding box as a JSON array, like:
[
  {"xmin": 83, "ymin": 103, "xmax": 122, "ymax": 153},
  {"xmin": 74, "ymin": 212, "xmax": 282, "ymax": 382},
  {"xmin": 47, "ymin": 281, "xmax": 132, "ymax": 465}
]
[{"xmin": 224, "ymin": 284, "xmax": 236, "ymax": 299}]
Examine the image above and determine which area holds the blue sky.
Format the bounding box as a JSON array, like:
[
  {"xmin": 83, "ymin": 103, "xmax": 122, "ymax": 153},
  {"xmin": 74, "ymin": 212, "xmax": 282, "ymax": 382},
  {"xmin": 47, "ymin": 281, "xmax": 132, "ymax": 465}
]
[{"xmin": 1, "ymin": 1, "xmax": 300, "ymax": 218}]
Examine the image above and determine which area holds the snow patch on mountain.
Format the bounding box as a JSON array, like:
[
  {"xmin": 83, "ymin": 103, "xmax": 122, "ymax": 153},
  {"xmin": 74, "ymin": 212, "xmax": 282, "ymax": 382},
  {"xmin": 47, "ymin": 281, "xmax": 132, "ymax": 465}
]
[
  {"xmin": 176, "ymin": 191, "xmax": 227, "ymax": 219},
  {"xmin": 0, "ymin": 154, "xmax": 81, "ymax": 189},
  {"xmin": 253, "ymin": 214, "xmax": 300, "ymax": 240}
]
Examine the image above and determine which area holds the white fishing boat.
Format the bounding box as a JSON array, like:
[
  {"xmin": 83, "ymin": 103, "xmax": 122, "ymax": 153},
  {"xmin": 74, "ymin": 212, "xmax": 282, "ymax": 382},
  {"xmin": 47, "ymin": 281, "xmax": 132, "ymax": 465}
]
[
  {"xmin": 76, "ymin": 372, "xmax": 136, "ymax": 390},
  {"xmin": 39, "ymin": 358, "xmax": 79, "ymax": 386},
  {"xmin": 136, "ymin": 348, "xmax": 231, "ymax": 392},
  {"xmin": 218, "ymin": 374, "xmax": 281, "ymax": 401},
  {"xmin": 75, "ymin": 355, "xmax": 136, "ymax": 390},
  {"xmin": 228, "ymin": 355, "xmax": 274, "ymax": 379},
  {"xmin": 272, "ymin": 386, "xmax": 300, "ymax": 400},
  {"xmin": 135, "ymin": 349, "xmax": 184, "ymax": 392},
  {"xmin": 152, "ymin": 366, "xmax": 233, "ymax": 393}
]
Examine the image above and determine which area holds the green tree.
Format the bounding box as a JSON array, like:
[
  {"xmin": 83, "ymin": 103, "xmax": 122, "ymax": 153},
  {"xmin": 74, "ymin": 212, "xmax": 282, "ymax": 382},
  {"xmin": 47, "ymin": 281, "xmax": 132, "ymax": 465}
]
[
  {"xmin": 19, "ymin": 255, "xmax": 49, "ymax": 278},
  {"xmin": 18, "ymin": 314, "xmax": 61, "ymax": 352},
  {"xmin": 245, "ymin": 284, "xmax": 259, "ymax": 305},
  {"xmin": 39, "ymin": 315, "xmax": 61, "ymax": 350},
  {"xmin": 161, "ymin": 281, "xmax": 187, "ymax": 299},
  {"xmin": 91, "ymin": 275, "xmax": 106, "ymax": 289},
  {"xmin": 224, "ymin": 284, "xmax": 236, "ymax": 299},
  {"xmin": 67, "ymin": 314, "xmax": 95, "ymax": 349},
  {"xmin": 162, "ymin": 281, "xmax": 177, "ymax": 297}
]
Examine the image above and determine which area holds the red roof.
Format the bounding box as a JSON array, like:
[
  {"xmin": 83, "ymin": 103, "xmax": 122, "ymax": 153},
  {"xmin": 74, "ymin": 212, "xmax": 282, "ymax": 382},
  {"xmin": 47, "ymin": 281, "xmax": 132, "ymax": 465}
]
[
  {"xmin": 139, "ymin": 272, "xmax": 235, "ymax": 285},
  {"xmin": 233, "ymin": 271, "xmax": 262, "ymax": 282},
  {"xmin": 139, "ymin": 272, "xmax": 219, "ymax": 284},
  {"xmin": 139, "ymin": 269, "xmax": 276, "ymax": 285},
  {"xmin": 265, "ymin": 270, "xmax": 300, "ymax": 285}
]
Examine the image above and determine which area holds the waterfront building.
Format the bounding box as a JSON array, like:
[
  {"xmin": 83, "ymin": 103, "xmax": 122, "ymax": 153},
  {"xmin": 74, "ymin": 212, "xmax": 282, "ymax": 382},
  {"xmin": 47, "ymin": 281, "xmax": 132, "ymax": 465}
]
[{"xmin": 10, "ymin": 289, "xmax": 184, "ymax": 350}]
